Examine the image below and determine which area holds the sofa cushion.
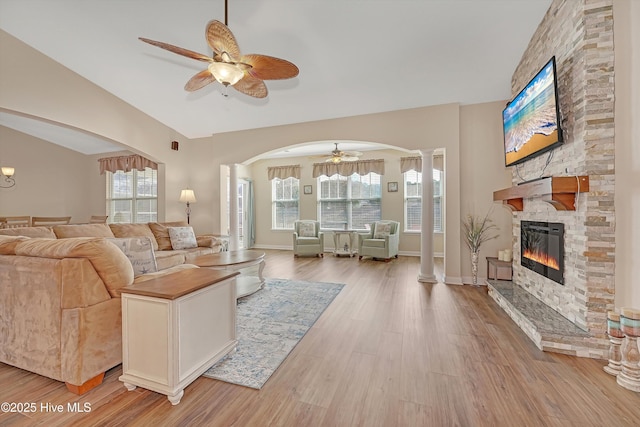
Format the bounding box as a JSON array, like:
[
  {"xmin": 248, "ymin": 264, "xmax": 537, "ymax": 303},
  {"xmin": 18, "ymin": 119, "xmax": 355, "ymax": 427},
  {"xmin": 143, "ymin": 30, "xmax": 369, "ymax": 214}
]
[
  {"xmin": 168, "ymin": 226, "xmax": 198, "ymax": 250},
  {"xmin": 109, "ymin": 223, "xmax": 158, "ymax": 251},
  {"xmin": 132, "ymin": 263, "xmax": 199, "ymax": 284},
  {"xmin": 155, "ymin": 250, "xmax": 187, "ymax": 270},
  {"xmin": 14, "ymin": 237, "xmax": 134, "ymax": 297},
  {"xmin": 362, "ymin": 238, "xmax": 386, "ymax": 248},
  {"xmin": 53, "ymin": 223, "xmax": 115, "ymax": 239},
  {"xmin": 107, "ymin": 237, "xmax": 158, "ymax": 277},
  {"xmin": 0, "ymin": 226, "xmax": 56, "ymax": 239},
  {"xmin": 148, "ymin": 221, "xmax": 188, "ymax": 250},
  {"xmin": 296, "ymin": 236, "xmax": 321, "ymax": 245},
  {"xmin": 0, "ymin": 235, "xmax": 30, "ymax": 255}
]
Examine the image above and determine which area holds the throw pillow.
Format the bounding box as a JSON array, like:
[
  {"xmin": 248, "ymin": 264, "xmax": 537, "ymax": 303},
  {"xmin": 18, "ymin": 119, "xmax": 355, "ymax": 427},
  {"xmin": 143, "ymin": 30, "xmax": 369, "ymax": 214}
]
[
  {"xmin": 107, "ymin": 237, "xmax": 158, "ymax": 277},
  {"xmin": 299, "ymin": 222, "xmax": 316, "ymax": 237},
  {"xmin": 148, "ymin": 221, "xmax": 189, "ymax": 250},
  {"xmin": 373, "ymin": 222, "xmax": 392, "ymax": 239},
  {"xmin": 168, "ymin": 226, "xmax": 198, "ymax": 250}
]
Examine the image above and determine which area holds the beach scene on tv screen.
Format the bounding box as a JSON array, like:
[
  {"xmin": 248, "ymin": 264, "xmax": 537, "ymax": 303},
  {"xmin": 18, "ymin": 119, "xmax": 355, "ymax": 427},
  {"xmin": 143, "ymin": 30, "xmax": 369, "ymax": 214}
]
[{"xmin": 503, "ymin": 60, "xmax": 559, "ymax": 165}]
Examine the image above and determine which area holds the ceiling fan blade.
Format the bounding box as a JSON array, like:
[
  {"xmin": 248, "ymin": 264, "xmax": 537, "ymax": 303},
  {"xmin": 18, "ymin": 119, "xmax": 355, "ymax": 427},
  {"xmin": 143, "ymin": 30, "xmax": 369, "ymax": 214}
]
[
  {"xmin": 232, "ymin": 75, "xmax": 268, "ymax": 98},
  {"xmin": 242, "ymin": 54, "xmax": 299, "ymax": 80},
  {"xmin": 206, "ymin": 20, "xmax": 241, "ymax": 60},
  {"xmin": 139, "ymin": 37, "xmax": 213, "ymax": 62},
  {"xmin": 343, "ymin": 151, "xmax": 363, "ymax": 157},
  {"xmin": 184, "ymin": 69, "xmax": 216, "ymax": 91}
]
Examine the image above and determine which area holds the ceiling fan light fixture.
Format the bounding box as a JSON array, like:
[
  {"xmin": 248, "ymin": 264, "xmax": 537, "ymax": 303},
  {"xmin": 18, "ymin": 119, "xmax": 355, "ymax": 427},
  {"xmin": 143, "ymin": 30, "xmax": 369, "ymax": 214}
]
[{"xmin": 208, "ymin": 62, "xmax": 244, "ymax": 86}]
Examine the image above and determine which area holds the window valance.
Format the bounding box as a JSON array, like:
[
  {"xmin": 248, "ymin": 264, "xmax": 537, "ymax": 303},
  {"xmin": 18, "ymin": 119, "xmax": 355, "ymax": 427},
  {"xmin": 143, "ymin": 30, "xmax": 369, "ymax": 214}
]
[
  {"xmin": 98, "ymin": 154, "xmax": 158, "ymax": 175},
  {"xmin": 312, "ymin": 159, "xmax": 385, "ymax": 178},
  {"xmin": 400, "ymin": 156, "xmax": 422, "ymax": 173},
  {"xmin": 400, "ymin": 154, "xmax": 444, "ymax": 173},
  {"xmin": 267, "ymin": 164, "xmax": 301, "ymax": 180}
]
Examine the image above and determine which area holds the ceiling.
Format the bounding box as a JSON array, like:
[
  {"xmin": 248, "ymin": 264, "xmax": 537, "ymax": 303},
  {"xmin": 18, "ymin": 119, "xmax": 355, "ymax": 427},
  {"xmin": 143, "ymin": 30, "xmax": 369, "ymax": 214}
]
[{"xmin": 0, "ymin": 0, "xmax": 551, "ymax": 155}]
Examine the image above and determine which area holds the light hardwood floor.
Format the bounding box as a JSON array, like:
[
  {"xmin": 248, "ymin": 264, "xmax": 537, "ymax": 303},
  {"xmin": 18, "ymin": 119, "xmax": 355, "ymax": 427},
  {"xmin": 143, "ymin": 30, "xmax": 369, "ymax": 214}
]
[{"xmin": 1, "ymin": 250, "xmax": 639, "ymax": 426}]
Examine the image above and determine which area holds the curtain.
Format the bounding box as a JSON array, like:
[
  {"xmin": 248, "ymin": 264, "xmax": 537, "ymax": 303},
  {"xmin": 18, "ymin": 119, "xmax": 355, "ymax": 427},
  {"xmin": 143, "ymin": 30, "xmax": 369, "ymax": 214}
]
[
  {"xmin": 246, "ymin": 180, "xmax": 256, "ymax": 248},
  {"xmin": 267, "ymin": 164, "xmax": 301, "ymax": 180},
  {"xmin": 98, "ymin": 154, "xmax": 158, "ymax": 175},
  {"xmin": 312, "ymin": 159, "xmax": 385, "ymax": 178}
]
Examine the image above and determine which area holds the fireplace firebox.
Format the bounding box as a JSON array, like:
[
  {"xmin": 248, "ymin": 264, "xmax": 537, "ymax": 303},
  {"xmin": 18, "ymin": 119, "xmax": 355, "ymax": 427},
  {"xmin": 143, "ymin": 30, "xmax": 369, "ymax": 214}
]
[{"xmin": 521, "ymin": 221, "xmax": 564, "ymax": 285}]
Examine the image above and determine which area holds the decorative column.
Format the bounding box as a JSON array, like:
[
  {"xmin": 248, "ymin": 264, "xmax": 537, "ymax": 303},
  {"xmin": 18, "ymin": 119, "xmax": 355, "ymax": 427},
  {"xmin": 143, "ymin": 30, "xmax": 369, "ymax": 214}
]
[
  {"xmin": 229, "ymin": 164, "xmax": 240, "ymax": 252},
  {"xmin": 418, "ymin": 149, "xmax": 436, "ymax": 283},
  {"xmin": 617, "ymin": 308, "xmax": 640, "ymax": 392},
  {"xmin": 604, "ymin": 310, "xmax": 624, "ymax": 376}
]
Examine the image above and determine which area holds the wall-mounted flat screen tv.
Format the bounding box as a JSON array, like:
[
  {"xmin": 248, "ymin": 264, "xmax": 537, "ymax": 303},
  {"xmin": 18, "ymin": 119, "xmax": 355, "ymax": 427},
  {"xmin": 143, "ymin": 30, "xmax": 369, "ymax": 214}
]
[{"xmin": 503, "ymin": 56, "xmax": 563, "ymax": 167}]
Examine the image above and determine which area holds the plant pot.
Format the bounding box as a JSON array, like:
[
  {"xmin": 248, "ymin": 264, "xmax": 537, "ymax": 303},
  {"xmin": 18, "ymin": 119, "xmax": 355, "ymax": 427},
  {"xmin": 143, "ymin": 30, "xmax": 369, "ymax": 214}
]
[{"xmin": 471, "ymin": 251, "xmax": 479, "ymax": 286}]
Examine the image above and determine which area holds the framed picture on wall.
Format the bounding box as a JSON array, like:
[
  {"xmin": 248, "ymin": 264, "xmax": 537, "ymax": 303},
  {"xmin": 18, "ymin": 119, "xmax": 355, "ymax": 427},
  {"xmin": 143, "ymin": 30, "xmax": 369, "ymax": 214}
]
[
  {"xmin": 387, "ymin": 182, "xmax": 398, "ymax": 192},
  {"xmin": 303, "ymin": 185, "xmax": 313, "ymax": 195}
]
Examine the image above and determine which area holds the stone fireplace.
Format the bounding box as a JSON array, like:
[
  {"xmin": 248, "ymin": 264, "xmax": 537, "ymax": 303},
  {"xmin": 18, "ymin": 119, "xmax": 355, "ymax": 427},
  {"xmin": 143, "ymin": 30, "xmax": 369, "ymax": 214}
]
[{"xmin": 488, "ymin": 0, "xmax": 615, "ymax": 360}]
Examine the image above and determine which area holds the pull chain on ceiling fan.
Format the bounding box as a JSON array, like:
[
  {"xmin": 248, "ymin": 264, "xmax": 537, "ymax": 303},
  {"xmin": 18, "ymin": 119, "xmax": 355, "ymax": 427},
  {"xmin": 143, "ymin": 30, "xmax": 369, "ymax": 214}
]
[{"xmin": 139, "ymin": 0, "xmax": 299, "ymax": 98}]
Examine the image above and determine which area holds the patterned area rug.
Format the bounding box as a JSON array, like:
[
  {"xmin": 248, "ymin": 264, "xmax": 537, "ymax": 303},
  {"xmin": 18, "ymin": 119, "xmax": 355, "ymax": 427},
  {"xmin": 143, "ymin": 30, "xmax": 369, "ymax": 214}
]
[{"xmin": 203, "ymin": 278, "xmax": 344, "ymax": 389}]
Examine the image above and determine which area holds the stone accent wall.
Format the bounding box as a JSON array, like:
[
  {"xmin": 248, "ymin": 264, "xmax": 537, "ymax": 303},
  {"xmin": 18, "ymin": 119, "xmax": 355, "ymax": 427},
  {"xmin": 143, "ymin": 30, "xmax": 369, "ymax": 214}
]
[{"xmin": 508, "ymin": 0, "xmax": 615, "ymax": 358}]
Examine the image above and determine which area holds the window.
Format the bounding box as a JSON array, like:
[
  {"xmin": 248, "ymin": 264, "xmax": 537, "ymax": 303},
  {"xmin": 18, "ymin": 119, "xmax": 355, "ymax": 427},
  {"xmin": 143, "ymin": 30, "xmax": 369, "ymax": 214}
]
[
  {"xmin": 403, "ymin": 169, "xmax": 443, "ymax": 232},
  {"xmin": 318, "ymin": 173, "xmax": 381, "ymax": 229},
  {"xmin": 106, "ymin": 168, "xmax": 157, "ymax": 223},
  {"xmin": 272, "ymin": 177, "xmax": 299, "ymax": 229}
]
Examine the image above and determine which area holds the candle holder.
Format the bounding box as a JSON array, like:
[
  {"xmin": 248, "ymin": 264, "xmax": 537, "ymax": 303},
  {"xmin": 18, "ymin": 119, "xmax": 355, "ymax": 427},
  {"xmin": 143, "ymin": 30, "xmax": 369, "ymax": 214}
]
[
  {"xmin": 617, "ymin": 308, "xmax": 640, "ymax": 392},
  {"xmin": 604, "ymin": 310, "xmax": 624, "ymax": 376}
]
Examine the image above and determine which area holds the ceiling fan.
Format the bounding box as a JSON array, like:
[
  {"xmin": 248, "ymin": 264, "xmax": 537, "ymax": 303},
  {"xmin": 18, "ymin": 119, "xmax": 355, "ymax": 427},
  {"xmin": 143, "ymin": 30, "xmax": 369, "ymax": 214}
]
[
  {"xmin": 138, "ymin": 0, "xmax": 298, "ymax": 98},
  {"xmin": 316, "ymin": 143, "xmax": 363, "ymax": 163}
]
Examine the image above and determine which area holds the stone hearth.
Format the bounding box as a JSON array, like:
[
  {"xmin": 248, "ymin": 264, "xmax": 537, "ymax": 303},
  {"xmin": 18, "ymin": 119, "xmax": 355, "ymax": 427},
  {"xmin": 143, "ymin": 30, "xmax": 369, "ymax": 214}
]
[{"xmin": 486, "ymin": 280, "xmax": 609, "ymax": 358}]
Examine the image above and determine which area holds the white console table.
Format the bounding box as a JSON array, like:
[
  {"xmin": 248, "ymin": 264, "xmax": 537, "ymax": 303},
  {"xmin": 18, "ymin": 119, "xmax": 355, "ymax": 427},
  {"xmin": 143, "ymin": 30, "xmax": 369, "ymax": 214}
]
[
  {"xmin": 119, "ymin": 268, "xmax": 238, "ymax": 405},
  {"xmin": 332, "ymin": 230, "xmax": 358, "ymax": 257}
]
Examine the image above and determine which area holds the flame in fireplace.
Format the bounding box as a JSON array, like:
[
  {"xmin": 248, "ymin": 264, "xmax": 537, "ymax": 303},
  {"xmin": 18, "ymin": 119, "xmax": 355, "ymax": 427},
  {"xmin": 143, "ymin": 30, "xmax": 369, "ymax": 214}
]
[{"xmin": 523, "ymin": 249, "xmax": 560, "ymax": 270}]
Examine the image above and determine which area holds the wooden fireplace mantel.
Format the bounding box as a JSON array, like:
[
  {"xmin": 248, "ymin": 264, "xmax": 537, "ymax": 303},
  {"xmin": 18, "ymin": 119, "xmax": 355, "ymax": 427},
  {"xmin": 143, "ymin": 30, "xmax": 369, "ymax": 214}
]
[{"xmin": 493, "ymin": 176, "xmax": 589, "ymax": 211}]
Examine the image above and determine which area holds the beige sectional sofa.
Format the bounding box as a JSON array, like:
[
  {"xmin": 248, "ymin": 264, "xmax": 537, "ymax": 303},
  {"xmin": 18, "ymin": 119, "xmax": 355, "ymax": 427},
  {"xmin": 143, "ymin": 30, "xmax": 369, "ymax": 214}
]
[{"xmin": 0, "ymin": 222, "xmax": 223, "ymax": 393}]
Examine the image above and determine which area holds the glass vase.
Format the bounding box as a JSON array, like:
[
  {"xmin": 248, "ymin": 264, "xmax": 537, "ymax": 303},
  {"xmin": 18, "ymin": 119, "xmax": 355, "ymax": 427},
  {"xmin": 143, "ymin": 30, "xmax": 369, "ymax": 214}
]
[{"xmin": 471, "ymin": 250, "xmax": 479, "ymax": 286}]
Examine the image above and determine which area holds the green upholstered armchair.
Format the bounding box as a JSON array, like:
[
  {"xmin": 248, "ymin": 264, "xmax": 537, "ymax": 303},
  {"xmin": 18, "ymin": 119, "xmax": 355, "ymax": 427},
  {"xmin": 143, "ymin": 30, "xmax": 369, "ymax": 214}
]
[
  {"xmin": 358, "ymin": 221, "xmax": 400, "ymax": 261},
  {"xmin": 293, "ymin": 220, "xmax": 324, "ymax": 257}
]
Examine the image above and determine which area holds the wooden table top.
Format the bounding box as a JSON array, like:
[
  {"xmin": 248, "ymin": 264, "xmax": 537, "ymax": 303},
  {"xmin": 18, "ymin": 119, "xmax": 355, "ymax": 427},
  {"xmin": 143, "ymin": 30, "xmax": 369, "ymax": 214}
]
[
  {"xmin": 194, "ymin": 249, "xmax": 266, "ymax": 268},
  {"xmin": 121, "ymin": 268, "xmax": 239, "ymax": 300}
]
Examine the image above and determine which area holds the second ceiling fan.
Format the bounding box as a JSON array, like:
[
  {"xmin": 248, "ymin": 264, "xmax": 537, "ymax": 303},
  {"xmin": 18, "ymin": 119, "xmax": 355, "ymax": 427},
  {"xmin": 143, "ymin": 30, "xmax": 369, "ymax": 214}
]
[{"xmin": 139, "ymin": 0, "xmax": 299, "ymax": 98}]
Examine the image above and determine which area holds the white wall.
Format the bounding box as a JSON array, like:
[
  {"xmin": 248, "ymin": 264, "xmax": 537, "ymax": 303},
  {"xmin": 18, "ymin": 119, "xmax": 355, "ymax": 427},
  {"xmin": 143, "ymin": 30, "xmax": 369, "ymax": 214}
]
[
  {"xmin": 0, "ymin": 126, "xmax": 97, "ymax": 222},
  {"xmin": 459, "ymin": 102, "xmax": 513, "ymax": 282}
]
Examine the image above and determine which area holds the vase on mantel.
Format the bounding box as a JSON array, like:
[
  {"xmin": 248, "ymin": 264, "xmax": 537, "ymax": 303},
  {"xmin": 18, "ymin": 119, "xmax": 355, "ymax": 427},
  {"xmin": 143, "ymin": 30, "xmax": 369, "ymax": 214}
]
[{"xmin": 471, "ymin": 251, "xmax": 480, "ymax": 286}]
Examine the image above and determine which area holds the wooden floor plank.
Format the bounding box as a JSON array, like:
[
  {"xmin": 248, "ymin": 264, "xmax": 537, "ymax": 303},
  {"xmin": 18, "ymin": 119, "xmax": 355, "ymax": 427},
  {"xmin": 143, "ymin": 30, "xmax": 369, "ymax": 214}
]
[{"xmin": 1, "ymin": 250, "xmax": 638, "ymax": 426}]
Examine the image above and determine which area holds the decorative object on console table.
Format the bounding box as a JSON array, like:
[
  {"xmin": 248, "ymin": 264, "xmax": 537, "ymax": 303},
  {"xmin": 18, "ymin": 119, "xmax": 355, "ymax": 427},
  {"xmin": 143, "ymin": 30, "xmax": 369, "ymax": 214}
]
[
  {"xmin": 617, "ymin": 307, "xmax": 640, "ymax": 392},
  {"xmin": 604, "ymin": 310, "xmax": 624, "ymax": 376},
  {"xmin": 179, "ymin": 188, "xmax": 197, "ymax": 224},
  {"xmin": 462, "ymin": 209, "xmax": 498, "ymax": 286}
]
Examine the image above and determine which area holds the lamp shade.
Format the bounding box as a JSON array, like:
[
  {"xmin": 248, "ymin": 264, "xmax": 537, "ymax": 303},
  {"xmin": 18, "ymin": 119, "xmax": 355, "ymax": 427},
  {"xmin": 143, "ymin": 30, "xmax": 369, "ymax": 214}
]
[
  {"xmin": 208, "ymin": 62, "xmax": 244, "ymax": 86},
  {"xmin": 179, "ymin": 189, "xmax": 197, "ymax": 203},
  {"xmin": 1, "ymin": 166, "xmax": 15, "ymax": 177}
]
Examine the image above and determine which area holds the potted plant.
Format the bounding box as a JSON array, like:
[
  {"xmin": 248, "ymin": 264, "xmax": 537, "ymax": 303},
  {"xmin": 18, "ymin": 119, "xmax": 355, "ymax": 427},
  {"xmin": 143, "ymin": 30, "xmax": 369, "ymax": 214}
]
[{"xmin": 462, "ymin": 209, "xmax": 499, "ymax": 286}]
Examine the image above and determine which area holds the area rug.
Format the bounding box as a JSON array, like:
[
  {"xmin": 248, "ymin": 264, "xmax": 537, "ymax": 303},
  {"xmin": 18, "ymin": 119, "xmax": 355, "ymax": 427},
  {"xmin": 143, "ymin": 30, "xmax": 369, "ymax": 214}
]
[{"xmin": 203, "ymin": 277, "xmax": 344, "ymax": 389}]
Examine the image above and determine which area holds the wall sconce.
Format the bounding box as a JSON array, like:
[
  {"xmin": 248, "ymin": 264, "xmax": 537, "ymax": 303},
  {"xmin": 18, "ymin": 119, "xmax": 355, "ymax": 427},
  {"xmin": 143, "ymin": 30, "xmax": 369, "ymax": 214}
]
[
  {"xmin": 0, "ymin": 166, "xmax": 15, "ymax": 188},
  {"xmin": 179, "ymin": 188, "xmax": 197, "ymax": 224}
]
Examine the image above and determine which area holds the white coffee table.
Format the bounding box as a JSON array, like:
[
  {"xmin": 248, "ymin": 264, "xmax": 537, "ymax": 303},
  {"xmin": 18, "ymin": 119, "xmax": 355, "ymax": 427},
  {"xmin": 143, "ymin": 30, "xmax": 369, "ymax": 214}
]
[{"xmin": 194, "ymin": 250, "xmax": 266, "ymax": 298}]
